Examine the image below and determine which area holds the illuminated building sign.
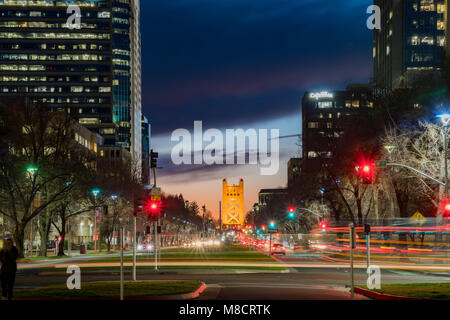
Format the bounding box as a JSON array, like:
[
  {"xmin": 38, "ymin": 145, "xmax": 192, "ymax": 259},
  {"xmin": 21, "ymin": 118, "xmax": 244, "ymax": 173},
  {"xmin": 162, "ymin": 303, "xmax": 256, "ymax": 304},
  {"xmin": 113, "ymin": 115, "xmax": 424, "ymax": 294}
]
[{"xmin": 310, "ymin": 91, "xmax": 333, "ymax": 100}]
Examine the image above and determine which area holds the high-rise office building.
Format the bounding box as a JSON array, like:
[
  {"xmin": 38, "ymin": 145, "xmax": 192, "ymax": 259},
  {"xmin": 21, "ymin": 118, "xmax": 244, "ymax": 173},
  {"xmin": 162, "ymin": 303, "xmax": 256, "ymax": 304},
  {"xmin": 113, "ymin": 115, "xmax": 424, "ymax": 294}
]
[
  {"xmin": 374, "ymin": 0, "xmax": 450, "ymax": 93},
  {"xmin": 301, "ymin": 85, "xmax": 374, "ymax": 170},
  {"xmin": 0, "ymin": 0, "xmax": 142, "ymax": 173},
  {"xmin": 141, "ymin": 114, "xmax": 151, "ymax": 185}
]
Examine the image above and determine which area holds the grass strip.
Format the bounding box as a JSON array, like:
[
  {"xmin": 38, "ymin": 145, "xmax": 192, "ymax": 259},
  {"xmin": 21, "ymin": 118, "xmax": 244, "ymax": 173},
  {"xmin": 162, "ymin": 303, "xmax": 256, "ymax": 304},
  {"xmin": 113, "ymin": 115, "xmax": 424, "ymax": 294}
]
[
  {"xmin": 44, "ymin": 265, "xmax": 286, "ymax": 272},
  {"xmin": 360, "ymin": 283, "xmax": 450, "ymax": 300},
  {"xmin": 15, "ymin": 281, "xmax": 201, "ymax": 298}
]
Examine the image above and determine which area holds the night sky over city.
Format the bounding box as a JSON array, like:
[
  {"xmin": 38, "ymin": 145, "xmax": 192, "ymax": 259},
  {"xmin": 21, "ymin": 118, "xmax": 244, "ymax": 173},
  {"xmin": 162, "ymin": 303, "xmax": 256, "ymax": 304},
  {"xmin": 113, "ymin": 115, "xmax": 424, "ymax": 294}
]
[{"xmin": 140, "ymin": 0, "xmax": 373, "ymax": 217}]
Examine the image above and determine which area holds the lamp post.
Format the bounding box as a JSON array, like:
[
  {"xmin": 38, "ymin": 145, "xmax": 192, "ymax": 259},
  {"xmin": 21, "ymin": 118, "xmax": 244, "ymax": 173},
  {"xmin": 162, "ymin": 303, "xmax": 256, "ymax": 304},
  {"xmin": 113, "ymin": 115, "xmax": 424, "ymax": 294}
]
[
  {"xmin": 319, "ymin": 188, "xmax": 325, "ymax": 220},
  {"xmin": 26, "ymin": 166, "xmax": 38, "ymax": 179},
  {"xmin": 91, "ymin": 188, "xmax": 100, "ymax": 253},
  {"xmin": 26, "ymin": 166, "xmax": 38, "ymax": 257}
]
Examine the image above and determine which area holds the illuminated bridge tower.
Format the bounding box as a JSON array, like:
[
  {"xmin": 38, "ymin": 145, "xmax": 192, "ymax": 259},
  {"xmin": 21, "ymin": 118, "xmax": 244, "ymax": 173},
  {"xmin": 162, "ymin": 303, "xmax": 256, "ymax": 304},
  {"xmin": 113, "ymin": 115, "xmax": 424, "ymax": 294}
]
[{"xmin": 222, "ymin": 178, "xmax": 244, "ymax": 229}]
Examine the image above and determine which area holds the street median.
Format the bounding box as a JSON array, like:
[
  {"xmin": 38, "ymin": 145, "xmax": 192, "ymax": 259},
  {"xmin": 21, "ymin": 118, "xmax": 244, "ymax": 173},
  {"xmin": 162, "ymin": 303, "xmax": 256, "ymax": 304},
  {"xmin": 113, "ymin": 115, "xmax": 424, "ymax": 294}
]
[{"xmin": 14, "ymin": 280, "xmax": 206, "ymax": 300}]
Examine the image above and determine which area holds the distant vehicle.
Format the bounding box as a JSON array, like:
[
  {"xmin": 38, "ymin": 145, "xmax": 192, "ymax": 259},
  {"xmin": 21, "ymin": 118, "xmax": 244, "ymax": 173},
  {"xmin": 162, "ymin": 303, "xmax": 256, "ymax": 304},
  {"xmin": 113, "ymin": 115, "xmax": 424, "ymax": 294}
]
[
  {"xmin": 46, "ymin": 240, "xmax": 56, "ymax": 249},
  {"xmin": 256, "ymin": 241, "xmax": 265, "ymax": 249},
  {"xmin": 137, "ymin": 242, "xmax": 154, "ymax": 253},
  {"xmin": 271, "ymin": 243, "xmax": 286, "ymax": 255}
]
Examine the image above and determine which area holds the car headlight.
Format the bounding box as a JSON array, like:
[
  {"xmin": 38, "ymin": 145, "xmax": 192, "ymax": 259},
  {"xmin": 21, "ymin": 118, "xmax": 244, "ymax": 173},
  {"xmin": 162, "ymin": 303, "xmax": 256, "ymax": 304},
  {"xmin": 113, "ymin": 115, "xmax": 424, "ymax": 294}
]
[{"xmin": 137, "ymin": 245, "xmax": 143, "ymax": 250}]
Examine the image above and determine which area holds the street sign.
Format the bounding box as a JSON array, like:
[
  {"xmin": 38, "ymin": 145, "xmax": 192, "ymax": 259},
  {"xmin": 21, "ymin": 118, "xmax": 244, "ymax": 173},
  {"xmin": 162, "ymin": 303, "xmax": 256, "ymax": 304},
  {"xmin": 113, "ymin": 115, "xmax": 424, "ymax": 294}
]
[
  {"xmin": 268, "ymin": 229, "xmax": 278, "ymax": 233},
  {"xmin": 33, "ymin": 192, "xmax": 41, "ymax": 209},
  {"xmin": 151, "ymin": 187, "xmax": 162, "ymax": 201},
  {"xmin": 410, "ymin": 211, "xmax": 426, "ymax": 226},
  {"xmin": 95, "ymin": 207, "xmax": 102, "ymax": 223},
  {"xmin": 376, "ymin": 161, "xmax": 387, "ymax": 168}
]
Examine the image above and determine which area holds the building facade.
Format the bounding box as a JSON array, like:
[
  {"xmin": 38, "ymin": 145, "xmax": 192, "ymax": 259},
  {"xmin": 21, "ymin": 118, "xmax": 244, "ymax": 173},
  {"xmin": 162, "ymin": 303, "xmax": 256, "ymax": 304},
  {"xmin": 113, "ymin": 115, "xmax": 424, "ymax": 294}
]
[
  {"xmin": 141, "ymin": 114, "xmax": 151, "ymax": 185},
  {"xmin": 374, "ymin": 0, "xmax": 450, "ymax": 93},
  {"xmin": 258, "ymin": 188, "xmax": 287, "ymax": 207},
  {"xmin": 222, "ymin": 179, "xmax": 244, "ymax": 228},
  {"xmin": 0, "ymin": 0, "xmax": 142, "ymax": 172},
  {"xmin": 301, "ymin": 85, "xmax": 374, "ymax": 169}
]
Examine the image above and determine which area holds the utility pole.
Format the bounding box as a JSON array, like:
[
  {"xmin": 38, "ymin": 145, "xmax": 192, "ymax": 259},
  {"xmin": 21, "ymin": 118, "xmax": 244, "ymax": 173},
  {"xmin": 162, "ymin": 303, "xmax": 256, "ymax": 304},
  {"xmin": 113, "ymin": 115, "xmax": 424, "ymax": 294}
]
[
  {"xmin": 349, "ymin": 223, "xmax": 356, "ymax": 300},
  {"xmin": 68, "ymin": 219, "xmax": 71, "ymax": 256},
  {"xmin": 219, "ymin": 201, "xmax": 222, "ymax": 235},
  {"xmin": 444, "ymin": 124, "xmax": 449, "ymax": 195},
  {"xmin": 120, "ymin": 226, "xmax": 124, "ymax": 301},
  {"xmin": 133, "ymin": 214, "xmax": 136, "ymax": 281},
  {"xmin": 202, "ymin": 205, "xmax": 206, "ymax": 239}
]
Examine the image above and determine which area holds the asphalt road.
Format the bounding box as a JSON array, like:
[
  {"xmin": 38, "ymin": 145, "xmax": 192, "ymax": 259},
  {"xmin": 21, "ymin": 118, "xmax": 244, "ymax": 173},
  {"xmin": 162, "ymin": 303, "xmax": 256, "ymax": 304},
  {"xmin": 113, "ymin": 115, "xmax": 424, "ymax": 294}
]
[{"xmin": 15, "ymin": 259, "xmax": 450, "ymax": 300}]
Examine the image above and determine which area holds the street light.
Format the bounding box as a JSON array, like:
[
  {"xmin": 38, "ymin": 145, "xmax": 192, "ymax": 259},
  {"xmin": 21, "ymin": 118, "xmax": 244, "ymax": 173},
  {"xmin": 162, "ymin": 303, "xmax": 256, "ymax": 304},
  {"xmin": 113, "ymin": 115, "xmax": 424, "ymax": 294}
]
[
  {"xmin": 91, "ymin": 188, "xmax": 101, "ymax": 198},
  {"xmin": 26, "ymin": 165, "xmax": 38, "ymax": 178},
  {"xmin": 319, "ymin": 188, "xmax": 325, "ymax": 220},
  {"xmin": 384, "ymin": 145, "xmax": 396, "ymax": 154},
  {"xmin": 91, "ymin": 188, "xmax": 101, "ymax": 253}
]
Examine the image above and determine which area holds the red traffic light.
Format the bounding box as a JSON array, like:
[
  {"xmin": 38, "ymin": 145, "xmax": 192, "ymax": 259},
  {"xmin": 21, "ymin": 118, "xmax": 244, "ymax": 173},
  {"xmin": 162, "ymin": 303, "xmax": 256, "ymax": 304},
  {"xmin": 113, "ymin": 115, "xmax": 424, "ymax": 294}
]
[
  {"xmin": 288, "ymin": 206, "xmax": 295, "ymax": 213},
  {"xmin": 356, "ymin": 161, "xmax": 374, "ymax": 184},
  {"xmin": 442, "ymin": 201, "xmax": 450, "ymax": 215},
  {"xmin": 320, "ymin": 222, "xmax": 328, "ymax": 230},
  {"xmin": 145, "ymin": 199, "xmax": 161, "ymax": 217}
]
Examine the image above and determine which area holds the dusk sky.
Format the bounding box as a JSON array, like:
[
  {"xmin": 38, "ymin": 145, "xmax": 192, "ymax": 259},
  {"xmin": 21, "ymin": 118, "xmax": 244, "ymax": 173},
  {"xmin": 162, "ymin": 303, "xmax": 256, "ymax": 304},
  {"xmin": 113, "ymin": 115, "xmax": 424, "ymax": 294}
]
[{"xmin": 140, "ymin": 0, "xmax": 373, "ymax": 219}]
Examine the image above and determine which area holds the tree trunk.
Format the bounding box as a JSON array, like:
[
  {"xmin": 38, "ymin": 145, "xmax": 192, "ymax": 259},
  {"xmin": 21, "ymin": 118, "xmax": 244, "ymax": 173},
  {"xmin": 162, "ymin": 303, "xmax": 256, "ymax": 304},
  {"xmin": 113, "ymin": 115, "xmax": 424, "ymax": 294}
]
[
  {"xmin": 39, "ymin": 209, "xmax": 53, "ymax": 256},
  {"xmin": 57, "ymin": 222, "xmax": 66, "ymax": 256},
  {"xmin": 14, "ymin": 223, "xmax": 25, "ymax": 258},
  {"xmin": 58, "ymin": 234, "xmax": 65, "ymax": 256}
]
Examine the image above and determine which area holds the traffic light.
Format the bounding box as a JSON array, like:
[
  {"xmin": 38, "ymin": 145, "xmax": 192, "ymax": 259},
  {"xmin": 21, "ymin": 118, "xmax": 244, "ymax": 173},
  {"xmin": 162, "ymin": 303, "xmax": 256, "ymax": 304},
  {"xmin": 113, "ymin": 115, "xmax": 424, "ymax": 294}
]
[
  {"xmin": 269, "ymin": 220, "xmax": 276, "ymax": 229},
  {"xmin": 287, "ymin": 206, "xmax": 295, "ymax": 219},
  {"xmin": 150, "ymin": 149, "xmax": 158, "ymax": 169},
  {"xmin": 134, "ymin": 198, "xmax": 145, "ymax": 216},
  {"xmin": 145, "ymin": 199, "xmax": 161, "ymax": 218},
  {"xmin": 320, "ymin": 222, "xmax": 328, "ymax": 231},
  {"xmin": 442, "ymin": 200, "xmax": 450, "ymax": 216},
  {"xmin": 356, "ymin": 162, "xmax": 374, "ymax": 184}
]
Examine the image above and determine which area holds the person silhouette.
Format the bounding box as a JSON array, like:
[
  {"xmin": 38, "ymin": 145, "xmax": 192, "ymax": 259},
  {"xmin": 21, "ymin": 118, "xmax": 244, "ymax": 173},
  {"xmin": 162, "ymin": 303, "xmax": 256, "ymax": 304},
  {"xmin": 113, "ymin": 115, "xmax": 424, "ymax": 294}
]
[{"xmin": 0, "ymin": 239, "xmax": 19, "ymax": 300}]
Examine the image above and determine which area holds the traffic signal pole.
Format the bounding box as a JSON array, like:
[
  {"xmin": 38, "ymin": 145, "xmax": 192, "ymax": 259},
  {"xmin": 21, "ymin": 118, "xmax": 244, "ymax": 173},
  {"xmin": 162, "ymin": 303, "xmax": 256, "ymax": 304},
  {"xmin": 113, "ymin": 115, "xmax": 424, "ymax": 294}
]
[
  {"xmin": 120, "ymin": 226, "xmax": 124, "ymax": 300},
  {"xmin": 154, "ymin": 219, "xmax": 158, "ymax": 270},
  {"xmin": 219, "ymin": 201, "xmax": 222, "ymax": 235},
  {"xmin": 349, "ymin": 223, "xmax": 355, "ymax": 300},
  {"xmin": 133, "ymin": 215, "xmax": 136, "ymax": 281}
]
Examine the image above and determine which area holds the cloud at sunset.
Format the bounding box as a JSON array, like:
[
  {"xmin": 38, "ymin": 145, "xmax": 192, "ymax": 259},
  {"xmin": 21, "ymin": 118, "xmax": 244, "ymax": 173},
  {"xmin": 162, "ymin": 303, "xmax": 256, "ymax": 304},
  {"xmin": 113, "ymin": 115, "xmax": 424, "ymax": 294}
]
[{"xmin": 140, "ymin": 0, "xmax": 372, "ymax": 218}]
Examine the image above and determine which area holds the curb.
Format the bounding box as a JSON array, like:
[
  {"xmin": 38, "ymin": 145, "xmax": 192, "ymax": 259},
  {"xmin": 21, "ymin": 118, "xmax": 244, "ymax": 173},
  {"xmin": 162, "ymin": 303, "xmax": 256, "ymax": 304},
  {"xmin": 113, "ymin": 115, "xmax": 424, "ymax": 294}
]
[
  {"xmin": 354, "ymin": 287, "xmax": 429, "ymax": 300},
  {"xmin": 14, "ymin": 282, "xmax": 207, "ymax": 301}
]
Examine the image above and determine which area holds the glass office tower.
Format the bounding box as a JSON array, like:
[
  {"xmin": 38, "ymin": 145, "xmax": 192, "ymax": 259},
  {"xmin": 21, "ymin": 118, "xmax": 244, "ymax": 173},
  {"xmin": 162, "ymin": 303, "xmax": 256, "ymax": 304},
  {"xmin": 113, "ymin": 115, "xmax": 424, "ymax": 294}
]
[
  {"xmin": 374, "ymin": 0, "xmax": 449, "ymax": 93},
  {"xmin": 0, "ymin": 0, "xmax": 142, "ymax": 170}
]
